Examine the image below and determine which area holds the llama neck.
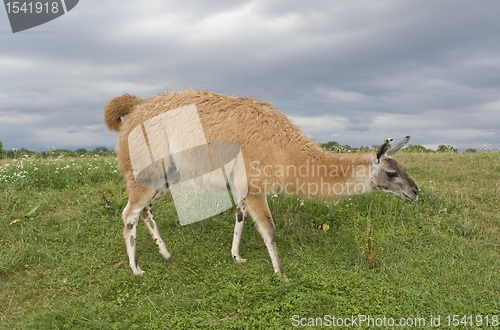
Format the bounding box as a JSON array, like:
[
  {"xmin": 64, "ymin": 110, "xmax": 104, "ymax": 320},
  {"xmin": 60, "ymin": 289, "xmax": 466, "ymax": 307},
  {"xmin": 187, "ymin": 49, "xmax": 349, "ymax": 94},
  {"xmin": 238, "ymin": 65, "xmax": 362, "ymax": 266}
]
[{"xmin": 250, "ymin": 144, "xmax": 376, "ymax": 199}]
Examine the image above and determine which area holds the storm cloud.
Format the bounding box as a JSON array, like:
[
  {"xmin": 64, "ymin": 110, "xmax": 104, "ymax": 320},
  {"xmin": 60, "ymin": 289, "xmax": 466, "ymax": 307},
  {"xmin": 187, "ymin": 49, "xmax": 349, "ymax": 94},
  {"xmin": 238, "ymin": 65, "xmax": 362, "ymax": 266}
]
[{"xmin": 1, "ymin": 0, "xmax": 499, "ymax": 151}]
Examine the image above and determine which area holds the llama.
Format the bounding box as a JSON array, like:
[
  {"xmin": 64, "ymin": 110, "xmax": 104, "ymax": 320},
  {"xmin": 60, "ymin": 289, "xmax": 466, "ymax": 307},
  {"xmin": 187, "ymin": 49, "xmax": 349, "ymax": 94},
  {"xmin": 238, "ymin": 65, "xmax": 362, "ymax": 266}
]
[{"xmin": 104, "ymin": 89, "xmax": 418, "ymax": 275}]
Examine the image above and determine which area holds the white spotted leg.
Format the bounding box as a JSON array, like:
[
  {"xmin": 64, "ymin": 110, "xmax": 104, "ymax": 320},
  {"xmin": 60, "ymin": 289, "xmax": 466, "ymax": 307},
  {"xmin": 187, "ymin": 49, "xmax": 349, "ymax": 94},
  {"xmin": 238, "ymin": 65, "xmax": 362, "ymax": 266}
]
[
  {"xmin": 141, "ymin": 200, "xmax": 172, "ymax": 262},
  {"xmin": 231, "ymin": 199, "xmax": 248, "ymax": 262},
  {"xmin": 122, "ymin": 199, "xmax": 146, "ymax": 275}
]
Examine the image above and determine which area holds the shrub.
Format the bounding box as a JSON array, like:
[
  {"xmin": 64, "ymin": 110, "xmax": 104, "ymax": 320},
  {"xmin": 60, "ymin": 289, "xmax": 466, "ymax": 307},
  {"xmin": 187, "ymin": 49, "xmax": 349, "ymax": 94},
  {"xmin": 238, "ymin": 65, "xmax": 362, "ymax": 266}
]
[
  {"xmin": 437, "ymin": 144, "xmax": 457, "ymax": 153},
  {"xmin": 400, "ymin": 145, "xmax": 434, "ymax": 153},
  {"xmin": 321, "ymin": 141, "xmax": 357, "ymax": 153},
  {"xmin": 5, "ymin": 148, "xmax": 37, "ymax": 159},
  {"xmin": 92, "ymin": 146, "xmax": 111, "ymax": 154},
  {"xmin": 75, "ymin": 148, "xmax": 88, "ymax": 155}
]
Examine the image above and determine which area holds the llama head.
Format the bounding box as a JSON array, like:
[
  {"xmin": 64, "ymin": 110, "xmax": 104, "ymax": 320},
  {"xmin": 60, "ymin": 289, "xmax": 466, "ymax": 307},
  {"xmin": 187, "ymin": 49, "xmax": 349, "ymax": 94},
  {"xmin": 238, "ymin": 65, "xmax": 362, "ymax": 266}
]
[{"xmin": 371, "ymin": 136, "xmax": 419, "ymax": 201}]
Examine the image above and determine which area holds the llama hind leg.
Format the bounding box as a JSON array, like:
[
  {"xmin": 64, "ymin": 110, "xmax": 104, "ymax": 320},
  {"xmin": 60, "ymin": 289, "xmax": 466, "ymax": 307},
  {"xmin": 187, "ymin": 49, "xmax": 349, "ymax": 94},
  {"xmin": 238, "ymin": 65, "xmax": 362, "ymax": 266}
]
[
  {"xmin": 141, "ymin": 190, "xmax": 172, "ymax": 261},
  {"xmin": 231, "ymin": 199, "xmax": 248, "ymax": 262},
  {"xmin": 122, "ymin": 201, "xmax": 146, "ymax": 275},
  {"xmin": 246, "ymin": 193, "xmax": 285, "ymax": 275},
  {"xmin": 122, "ymin": 187, "xmax": 157, "ymax": 275}
]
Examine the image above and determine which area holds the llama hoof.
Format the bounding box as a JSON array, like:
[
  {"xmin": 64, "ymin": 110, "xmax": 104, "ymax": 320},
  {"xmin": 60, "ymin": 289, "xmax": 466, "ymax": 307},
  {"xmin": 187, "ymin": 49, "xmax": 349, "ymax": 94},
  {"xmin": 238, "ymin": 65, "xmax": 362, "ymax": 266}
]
[
  {"xmin": 232, "ymin": 255, "xmax": 246, "ymax": 263},
  {"xmin": 133, "ymin": 269, "xmax": 146, "ymax": 275}
]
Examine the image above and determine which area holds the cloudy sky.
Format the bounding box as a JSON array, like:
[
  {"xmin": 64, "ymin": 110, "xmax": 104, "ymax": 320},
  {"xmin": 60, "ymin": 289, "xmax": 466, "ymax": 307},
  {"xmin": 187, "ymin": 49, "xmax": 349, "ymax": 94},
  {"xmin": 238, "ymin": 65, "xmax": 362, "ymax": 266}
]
[{"xmin": 1, "ymin": 0, "xmax": 500, "ymax": 152}]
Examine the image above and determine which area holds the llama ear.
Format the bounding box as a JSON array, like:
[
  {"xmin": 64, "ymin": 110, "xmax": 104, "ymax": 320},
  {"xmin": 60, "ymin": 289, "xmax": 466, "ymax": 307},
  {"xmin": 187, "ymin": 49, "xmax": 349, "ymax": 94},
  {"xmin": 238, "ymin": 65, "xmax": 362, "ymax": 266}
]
[
  {"xmin": 386, "ymin": 136, "xmax": 410, "ymax": 158},
  {"xmin": 375, "ymin": 138, "xmax": 393, "ymax": 163}
]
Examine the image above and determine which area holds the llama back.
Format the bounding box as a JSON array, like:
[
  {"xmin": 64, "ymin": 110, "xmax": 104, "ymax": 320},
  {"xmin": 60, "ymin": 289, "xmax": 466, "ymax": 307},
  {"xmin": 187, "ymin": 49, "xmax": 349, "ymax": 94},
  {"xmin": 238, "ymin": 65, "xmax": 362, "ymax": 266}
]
[{"xmin": 113, "ymin": 89, "xmax": 320, "ymax": 192}]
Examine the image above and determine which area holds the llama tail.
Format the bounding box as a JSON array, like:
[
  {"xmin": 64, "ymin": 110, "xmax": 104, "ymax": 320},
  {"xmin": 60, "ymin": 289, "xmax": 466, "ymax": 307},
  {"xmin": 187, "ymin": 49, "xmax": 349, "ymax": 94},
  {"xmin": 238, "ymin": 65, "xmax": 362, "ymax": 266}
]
[{"xmin": 104, "ymin": 94, "xmax": 143, "ymax": 131}]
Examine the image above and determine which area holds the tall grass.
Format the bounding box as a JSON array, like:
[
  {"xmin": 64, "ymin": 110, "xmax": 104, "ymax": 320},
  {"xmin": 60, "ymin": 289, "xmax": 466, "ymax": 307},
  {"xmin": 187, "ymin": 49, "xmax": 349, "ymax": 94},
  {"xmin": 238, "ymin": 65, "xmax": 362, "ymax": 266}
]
[{"xmin": 1, "ymin": 152, "xmax": 499, "ymax": 329}]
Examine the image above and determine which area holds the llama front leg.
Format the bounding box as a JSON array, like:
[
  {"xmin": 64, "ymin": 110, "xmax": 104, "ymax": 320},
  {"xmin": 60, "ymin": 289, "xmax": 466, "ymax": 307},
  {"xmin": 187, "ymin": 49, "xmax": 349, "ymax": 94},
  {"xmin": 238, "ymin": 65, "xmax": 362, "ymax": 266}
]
[
  {"xmin": 141, "ymin": 205, "xmax": 172, "ymax": 262},
  {"xmin": 246, "ymin": 193, "xmax": 285, "ymax": 275},
  {"xmin": 231, "ymin": 199, "xmax": 248, "ymax": 262},
  {"xmin": 122, "ymin": 201, "xmax": 145, "ymax": 275}
]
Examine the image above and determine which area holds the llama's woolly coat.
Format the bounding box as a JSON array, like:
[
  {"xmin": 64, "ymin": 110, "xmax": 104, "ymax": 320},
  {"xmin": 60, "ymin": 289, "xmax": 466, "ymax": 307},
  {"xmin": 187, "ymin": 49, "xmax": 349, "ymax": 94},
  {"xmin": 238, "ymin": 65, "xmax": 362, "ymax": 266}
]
[{"xmin": 104, "ymin": 89, "xmax": 372, "ymax": 197}]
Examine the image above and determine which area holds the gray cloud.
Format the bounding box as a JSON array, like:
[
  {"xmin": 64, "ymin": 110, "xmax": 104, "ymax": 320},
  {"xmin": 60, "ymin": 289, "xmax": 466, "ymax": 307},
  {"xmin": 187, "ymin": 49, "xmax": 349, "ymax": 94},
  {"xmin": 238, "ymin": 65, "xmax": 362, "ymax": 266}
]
[{"xmin": 1, "ymin": 0, "xmax": 500, "ymax": 152}]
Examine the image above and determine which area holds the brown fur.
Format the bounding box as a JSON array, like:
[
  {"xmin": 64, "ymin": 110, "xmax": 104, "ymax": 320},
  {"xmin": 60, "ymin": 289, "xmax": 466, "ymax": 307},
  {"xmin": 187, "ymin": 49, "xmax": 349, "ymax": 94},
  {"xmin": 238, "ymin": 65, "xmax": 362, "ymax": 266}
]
[
  {"xmin": 104, "ymin": 94, "xmax": 145, "ymax": 131},
  {"xmin": 106, "ymin": 89, "xmax": 373, "ymax": 198}
]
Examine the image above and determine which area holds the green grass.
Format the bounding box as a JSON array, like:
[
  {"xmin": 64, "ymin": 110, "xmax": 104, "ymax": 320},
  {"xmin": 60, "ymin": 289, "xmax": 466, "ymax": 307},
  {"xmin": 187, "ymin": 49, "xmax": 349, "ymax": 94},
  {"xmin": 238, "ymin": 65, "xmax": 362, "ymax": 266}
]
[{"xmin": 1, "ymin": 152, "xmax": 500, "ymax": 329}]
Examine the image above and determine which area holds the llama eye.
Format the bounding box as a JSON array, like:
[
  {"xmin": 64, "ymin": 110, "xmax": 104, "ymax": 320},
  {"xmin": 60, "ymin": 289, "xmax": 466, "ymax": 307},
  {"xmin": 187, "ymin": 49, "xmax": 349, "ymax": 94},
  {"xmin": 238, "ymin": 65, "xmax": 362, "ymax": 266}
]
[{"xmin": 386, "ymin": 172, "xmax": 398, "ymax": 178}]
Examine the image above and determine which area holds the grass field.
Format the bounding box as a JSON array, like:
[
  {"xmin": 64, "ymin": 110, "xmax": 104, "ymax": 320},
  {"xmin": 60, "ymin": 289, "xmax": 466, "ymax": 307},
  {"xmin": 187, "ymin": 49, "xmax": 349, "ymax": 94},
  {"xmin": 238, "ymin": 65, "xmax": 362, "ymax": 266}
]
[{"xmin": 1, "ymin": 151, "xmax": 500, "ymax": 329}]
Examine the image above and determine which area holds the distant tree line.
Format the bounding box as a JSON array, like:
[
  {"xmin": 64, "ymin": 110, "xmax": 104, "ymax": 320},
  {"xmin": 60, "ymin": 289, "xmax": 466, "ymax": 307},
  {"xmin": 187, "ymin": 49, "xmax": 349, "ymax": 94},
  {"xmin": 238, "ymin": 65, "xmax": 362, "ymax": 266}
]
[
  {"xmin": 0, "ymin": 143, "xmax": 114, "ymax": 159},
  {"xmin": 0, "ymin": 139, "xmax": 491, "ymax": 159},
  {"xmin": 321, "ymin": 141, "xmax": 373, "ymax": 153},
  {"xmin": 321, "ymin": 141, "xmax": 484, "ymax": 154}
]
